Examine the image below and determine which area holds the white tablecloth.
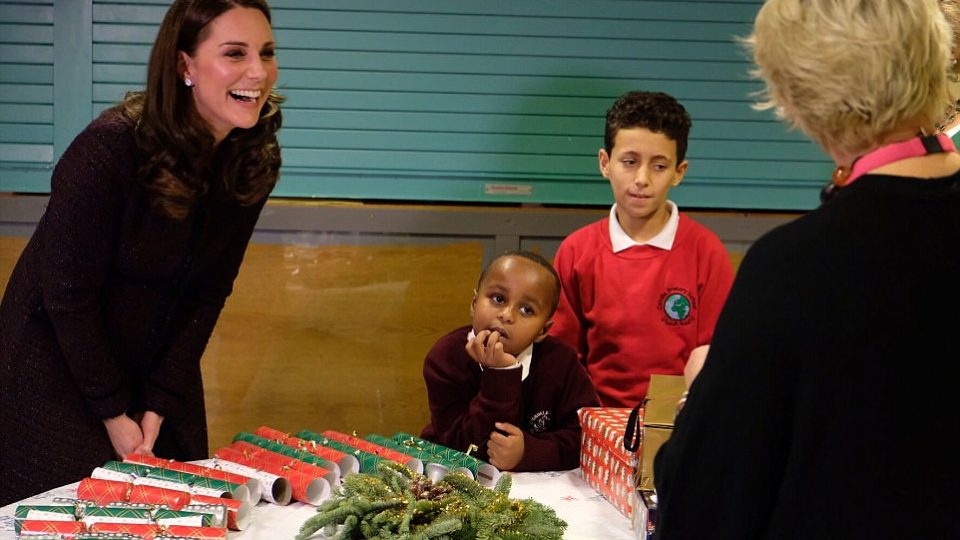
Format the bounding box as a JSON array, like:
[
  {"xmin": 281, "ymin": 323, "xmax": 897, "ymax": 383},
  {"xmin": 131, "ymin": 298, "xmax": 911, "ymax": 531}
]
[{"xmin": 0, "ymin": 468, "xmax": 634, "ymax": 539}]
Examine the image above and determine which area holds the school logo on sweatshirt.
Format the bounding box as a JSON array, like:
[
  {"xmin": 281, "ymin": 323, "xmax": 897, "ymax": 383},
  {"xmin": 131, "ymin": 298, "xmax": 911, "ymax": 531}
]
[
  {"xmin": 528, "ymin": 410, "xmax": 552, "ymax": 434},
  {"xmin": 659, "ymin": 287, "xmax": 696, "ymax": 326}
]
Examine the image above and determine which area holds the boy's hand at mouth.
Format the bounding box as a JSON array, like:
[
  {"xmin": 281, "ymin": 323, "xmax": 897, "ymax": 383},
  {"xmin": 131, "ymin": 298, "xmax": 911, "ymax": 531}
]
[{"xmin": 466, "ymin": 329, "xmax": 519, "ymax": 369}]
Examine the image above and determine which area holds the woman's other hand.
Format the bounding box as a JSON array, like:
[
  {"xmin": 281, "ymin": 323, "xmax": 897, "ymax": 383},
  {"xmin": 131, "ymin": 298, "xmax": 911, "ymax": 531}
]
[
  {"xmin": 135, "ymin": 410, "xmax": 164, "ymax": 457},
  {"xmin": 103, "ymin": 414, "xmax": 145, "ymax": 458}
]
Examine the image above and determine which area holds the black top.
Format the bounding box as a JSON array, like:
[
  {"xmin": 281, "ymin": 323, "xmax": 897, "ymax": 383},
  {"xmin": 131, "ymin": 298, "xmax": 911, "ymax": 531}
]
[
  {"xmin": 0, "ymin": 109, "xmax": 267, "ymax": 505},
  {"xmin": 654, "ymin": 172, "xmax": 960, "ymax": 539}
]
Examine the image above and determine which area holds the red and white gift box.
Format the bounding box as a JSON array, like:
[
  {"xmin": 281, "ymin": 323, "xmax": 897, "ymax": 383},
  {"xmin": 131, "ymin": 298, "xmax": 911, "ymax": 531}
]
[{"xmin": 578, "ymin": 407, "xmax": 641, "ymax": 519}]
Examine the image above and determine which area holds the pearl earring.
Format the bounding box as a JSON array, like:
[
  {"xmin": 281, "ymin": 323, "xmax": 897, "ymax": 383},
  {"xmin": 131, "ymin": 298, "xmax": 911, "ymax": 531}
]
[{"xmin": 184, "ymin": 76, "xmax": 193, "ymax": 87}]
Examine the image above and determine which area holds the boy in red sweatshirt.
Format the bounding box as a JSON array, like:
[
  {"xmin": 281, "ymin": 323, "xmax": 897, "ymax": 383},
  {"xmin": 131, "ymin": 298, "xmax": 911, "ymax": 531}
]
[
  {"xmin": 420, "ymin": 251, "xmax": 600, "ymax": 471},
  {"xmin": 550, "ymin": 91, "xmax": 734, "ymax": 407}
]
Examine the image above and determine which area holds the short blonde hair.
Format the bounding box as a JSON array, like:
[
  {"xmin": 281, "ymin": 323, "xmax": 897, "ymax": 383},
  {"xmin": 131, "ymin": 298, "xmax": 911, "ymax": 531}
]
[{"xmin": 746, "ymin": 0, "xmax": 952, "ymax": 158}]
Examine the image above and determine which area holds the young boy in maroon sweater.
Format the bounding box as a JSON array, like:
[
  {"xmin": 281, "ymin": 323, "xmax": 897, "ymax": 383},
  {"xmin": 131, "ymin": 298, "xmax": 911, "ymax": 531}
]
[{"xmin": 420, "ymin": 251, "xmax": 600, "ymax": 472}]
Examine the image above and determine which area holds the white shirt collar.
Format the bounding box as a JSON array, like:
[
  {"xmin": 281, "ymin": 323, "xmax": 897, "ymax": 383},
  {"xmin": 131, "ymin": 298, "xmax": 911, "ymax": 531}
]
[
  {"xmin": 609, "ymin": 200, "xmax": 679, "ymax": 253},
  {"xmin": 467, "ymin": 329, "xmax": 532, "ymax": 380}
]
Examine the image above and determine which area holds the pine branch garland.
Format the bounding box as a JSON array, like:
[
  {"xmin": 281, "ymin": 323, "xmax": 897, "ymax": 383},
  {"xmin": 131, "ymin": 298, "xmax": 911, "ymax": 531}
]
[{"xmin": 296, "ymin": 461, "xmax": 565, "ymax": 540}]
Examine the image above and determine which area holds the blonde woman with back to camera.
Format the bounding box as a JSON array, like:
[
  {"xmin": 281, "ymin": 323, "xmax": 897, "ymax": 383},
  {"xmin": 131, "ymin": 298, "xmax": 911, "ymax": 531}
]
[{"xmin": 653, "ymin": 1, "xmax": 960, "ymax": 538}]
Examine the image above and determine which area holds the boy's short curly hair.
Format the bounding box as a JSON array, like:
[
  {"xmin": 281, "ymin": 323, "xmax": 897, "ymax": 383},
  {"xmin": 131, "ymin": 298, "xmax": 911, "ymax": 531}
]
[
  {"xmin": 746, "ymin": 0, "xmax": 952, "ymax": 159},
  {"xmin": 604, "ymin": 91, "xmax": 692, "ymax": 163},
  {"xmin": 477, "ymin": 251, "xmax": 562, "ymax": 316}
]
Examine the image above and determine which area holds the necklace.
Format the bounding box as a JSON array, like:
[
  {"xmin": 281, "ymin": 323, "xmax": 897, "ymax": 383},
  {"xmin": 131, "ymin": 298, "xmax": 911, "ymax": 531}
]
[{"xmin": 831, "ymin": 133, "xmax": 957, "ymax": 188}]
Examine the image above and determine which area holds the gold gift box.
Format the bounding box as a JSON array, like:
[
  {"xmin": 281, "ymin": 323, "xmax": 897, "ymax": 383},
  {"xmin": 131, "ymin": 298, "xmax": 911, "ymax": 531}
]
[{"xmin": 636, "ymin": 374, "xmax": 686, "ymax": 492}]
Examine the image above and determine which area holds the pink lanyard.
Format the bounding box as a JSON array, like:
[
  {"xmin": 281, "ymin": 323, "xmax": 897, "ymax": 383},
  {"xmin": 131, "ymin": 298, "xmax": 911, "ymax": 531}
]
[{"xmin": 837, "ymin": 133, "xmax": 957, "ymax": 187}]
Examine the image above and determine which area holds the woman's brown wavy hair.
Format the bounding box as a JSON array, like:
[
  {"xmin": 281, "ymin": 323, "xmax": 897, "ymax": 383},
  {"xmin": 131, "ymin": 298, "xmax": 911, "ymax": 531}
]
[{"xmin": 119, "ymin": 0, "xmax": 283, "ymax": 220}]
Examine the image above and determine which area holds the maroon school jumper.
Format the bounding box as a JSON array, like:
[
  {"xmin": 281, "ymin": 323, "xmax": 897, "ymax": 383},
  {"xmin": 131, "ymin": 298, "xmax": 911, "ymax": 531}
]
[{"xmin": 420, "ymin": 325, "xmax": 600, "ymax": 471}]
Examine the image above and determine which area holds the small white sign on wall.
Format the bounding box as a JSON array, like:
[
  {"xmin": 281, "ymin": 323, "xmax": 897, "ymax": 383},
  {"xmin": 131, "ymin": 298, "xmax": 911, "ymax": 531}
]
[{"xmin": 484, "ymin": 183, "xmax": 533, "ymax": 196}]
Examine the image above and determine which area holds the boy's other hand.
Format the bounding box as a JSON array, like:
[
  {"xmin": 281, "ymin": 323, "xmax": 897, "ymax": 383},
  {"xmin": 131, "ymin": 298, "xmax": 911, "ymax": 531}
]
[
  {"xmin": 466, "ymin": 330, "xmax": 519, "ymax": 369},
  {"xmin": 684, "ymin": 345, "xmax": 710, "ymax": 388},
  {"xmin": 487, "ymin": 422, "xmax": 524, "ymax": 470}
]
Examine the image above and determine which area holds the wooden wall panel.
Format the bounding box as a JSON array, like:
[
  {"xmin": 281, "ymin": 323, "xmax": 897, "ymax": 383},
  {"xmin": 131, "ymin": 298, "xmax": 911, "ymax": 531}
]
[
  {"xmin": 0, "ymin": 236, "xmax": 27, "ymax": 298},
  {"xmin": 200, "ymin": 241, "xmax": 483, "ymax": 450}
]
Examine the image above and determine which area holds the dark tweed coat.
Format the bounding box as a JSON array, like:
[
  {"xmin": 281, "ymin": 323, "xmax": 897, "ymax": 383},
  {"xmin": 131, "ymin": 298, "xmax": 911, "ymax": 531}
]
[{"xmin": 0, "ymin": 109, "xmax": 267, "ymax": 505}]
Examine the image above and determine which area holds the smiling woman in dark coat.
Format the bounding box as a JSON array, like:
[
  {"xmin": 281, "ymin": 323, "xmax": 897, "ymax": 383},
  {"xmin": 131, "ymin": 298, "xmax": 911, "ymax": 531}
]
[{"xmin": 0, "ymin": 0, "xmax": 282, "ymax": 506}]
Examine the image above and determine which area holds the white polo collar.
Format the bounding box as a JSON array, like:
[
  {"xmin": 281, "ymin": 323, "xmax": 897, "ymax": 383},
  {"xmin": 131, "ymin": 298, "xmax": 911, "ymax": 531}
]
[{"xmin": 609, "ymin": 200, "xmax": 679, "ymax": 253}]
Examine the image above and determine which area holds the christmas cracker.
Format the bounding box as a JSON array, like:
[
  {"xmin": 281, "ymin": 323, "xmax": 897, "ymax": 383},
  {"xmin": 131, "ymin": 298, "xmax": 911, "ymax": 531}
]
[
  {"xmin": 88, "ymin": 521, "xmax": 227, "ymax": 539},
  {"xmin": 179, "ymin": 502, "xmax": 227, "ymax": 529},
  {"xmin": 320, "ymin": 430, "xmax": 424, "ymax": 474},
  {"xmin": 82, "ymin": 506, "xmax": 154, "ymax": 526},
  {"xmin": 364, "ymin": 433, "xmax": 470, "ymax": 482},
  {"xmin": 364, "ymin": 434, "xmax": 440, "ymax": 463},
  {"xmin": 17, "ymin": 503, "xmax": 212, "ymax": 531},
  {"xmin": 13, "ymin": 505, "xmax": 74, "ymax": 533},
  {"xmin": 214, "ymin": 446, "xmax": 330, "ymax": 506},
  {"xmin": 296, "ymin": 429, "xmax": 396, "ymax": 474},
  {"xmin": 390, "ymin": 432, "xmax": 502, "ymax": 486},
  {"xmin": 76, "ymin": 534, "xmax": 141, "ymax": 539},
  {"xmin": 18, "ymin": 520, "xmax": 85, "ymax": 536},
  {"xmin": 229, "ymin": 441, "xmax": 335, "ymax": 485},
  {"xmin": 100, "ymin": 461, "xmax": 244, "ymax": 499},
  {"xmin": 208, "ymin": 456, "xmax": 292, "ymax": 506},
  {"xmin": 77, "ymin": 477, "xmax": 190, "ymax": 510},
  {"xmin": 50, "ymin": 498, "xmax": 219, "ymax": 528},
  {"xmin": 232, "ymin": 432, "xmax": 340, "ymax": 482},
  {"xmin": 75, "ymin": 478, "xmax": 240, "ymax": 530},
  {"xmin": 254, "ymin": 425, "xmax": 360, "ymax": 477},
  {"xmin": 188, "ymin": 494, "xmax": 248, "ymax": 530},
  {"xmin": 123, "ymin": 453, "xmax": 260, "ymax": 504}
]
